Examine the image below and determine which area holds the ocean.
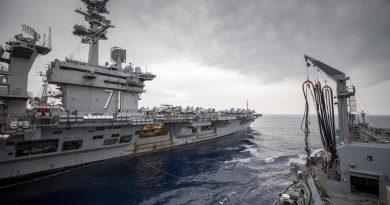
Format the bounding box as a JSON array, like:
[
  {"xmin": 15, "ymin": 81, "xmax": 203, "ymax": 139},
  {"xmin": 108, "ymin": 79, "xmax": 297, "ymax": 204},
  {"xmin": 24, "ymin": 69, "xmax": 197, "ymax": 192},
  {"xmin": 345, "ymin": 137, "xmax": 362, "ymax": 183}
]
[{"xmin": 1, "ymin": 115, "xmax": 389, "ymax": 205}]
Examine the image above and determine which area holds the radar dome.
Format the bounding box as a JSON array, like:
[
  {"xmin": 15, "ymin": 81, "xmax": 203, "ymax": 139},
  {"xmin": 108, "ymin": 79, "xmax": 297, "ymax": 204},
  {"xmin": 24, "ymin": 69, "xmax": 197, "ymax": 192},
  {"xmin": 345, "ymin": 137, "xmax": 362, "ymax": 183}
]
[{"xmin": 124, "ymin": 64, "xmax": 134, "ymax": 72}]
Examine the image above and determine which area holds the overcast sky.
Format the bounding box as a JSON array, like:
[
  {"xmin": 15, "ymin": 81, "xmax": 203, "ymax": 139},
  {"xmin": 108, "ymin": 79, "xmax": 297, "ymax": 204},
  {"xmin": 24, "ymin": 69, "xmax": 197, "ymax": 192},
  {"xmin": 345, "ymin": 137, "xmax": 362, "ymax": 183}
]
[{"xmin": 1, "ymin": 0, "xmax": 389, "ymax": 115}]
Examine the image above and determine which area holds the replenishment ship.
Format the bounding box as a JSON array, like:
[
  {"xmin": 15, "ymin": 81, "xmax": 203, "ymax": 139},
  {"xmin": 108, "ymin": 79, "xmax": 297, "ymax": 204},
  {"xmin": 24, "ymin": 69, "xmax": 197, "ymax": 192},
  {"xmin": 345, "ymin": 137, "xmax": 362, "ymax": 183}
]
[
  {"xmin": 0, "ymin": 0, "xmax": 261, "ymax": 186},
  {"xmin": 275, "ymin": 56, "xmax": 390, "ymax": 204}
]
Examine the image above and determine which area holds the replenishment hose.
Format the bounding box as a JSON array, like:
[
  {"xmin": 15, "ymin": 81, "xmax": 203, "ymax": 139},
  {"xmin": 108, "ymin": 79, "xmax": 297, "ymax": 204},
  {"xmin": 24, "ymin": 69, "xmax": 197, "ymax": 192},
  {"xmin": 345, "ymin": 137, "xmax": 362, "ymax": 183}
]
[{"xmin": 302, "ymin": 81, "xmax": 337, "ymax": 164}]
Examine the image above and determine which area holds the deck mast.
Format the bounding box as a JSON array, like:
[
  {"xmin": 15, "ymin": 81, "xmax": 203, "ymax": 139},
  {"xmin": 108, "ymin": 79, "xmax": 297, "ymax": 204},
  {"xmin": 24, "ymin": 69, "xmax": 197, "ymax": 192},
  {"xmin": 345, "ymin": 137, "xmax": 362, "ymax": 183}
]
[{"xmin": 73, "ymin": 0, "xmax": 114, "ymax": 65}]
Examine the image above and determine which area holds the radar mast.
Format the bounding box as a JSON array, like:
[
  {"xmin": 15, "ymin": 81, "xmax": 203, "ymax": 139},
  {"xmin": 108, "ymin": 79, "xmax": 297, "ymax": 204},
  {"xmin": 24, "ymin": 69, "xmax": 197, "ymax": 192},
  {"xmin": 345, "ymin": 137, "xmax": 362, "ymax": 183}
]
[{"xmin": 73, "ymin": 0, "xmax": 114, "ymax": 65}]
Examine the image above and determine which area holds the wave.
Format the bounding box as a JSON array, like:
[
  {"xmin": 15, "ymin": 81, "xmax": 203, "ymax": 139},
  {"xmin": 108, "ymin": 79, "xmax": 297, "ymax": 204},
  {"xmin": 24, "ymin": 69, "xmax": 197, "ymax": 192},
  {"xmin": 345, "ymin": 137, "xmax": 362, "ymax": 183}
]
[
  {"xmin": 224, "ymin": 157, "xmax": 253, "ymax": 164},
  {"xmin": 240, "ymin": 145, "xmax": 258, "ymax": 153},
  {"xmin": 247, "ymin": 128, "xmax": 261, "ymax": 136},
  {"xmin": 240, "ymin": 139, "xmax": 257, "ymax": 146}
]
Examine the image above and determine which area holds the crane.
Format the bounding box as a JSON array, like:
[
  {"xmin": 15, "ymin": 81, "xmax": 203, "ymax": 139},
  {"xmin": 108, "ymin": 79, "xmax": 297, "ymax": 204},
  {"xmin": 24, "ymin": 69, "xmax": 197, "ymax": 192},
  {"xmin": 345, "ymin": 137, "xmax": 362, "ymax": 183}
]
[{"xmin": 304, "ymin": 55, "xmax": 355, "ymax": 144}]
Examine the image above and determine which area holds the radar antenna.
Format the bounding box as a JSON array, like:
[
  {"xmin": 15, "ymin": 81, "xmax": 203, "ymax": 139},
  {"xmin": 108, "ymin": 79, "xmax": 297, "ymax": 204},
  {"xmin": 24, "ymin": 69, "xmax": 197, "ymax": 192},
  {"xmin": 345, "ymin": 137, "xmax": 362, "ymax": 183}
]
[{"xmin": 22, "ymin": 24, "xmax": 41, "ymax": 42}]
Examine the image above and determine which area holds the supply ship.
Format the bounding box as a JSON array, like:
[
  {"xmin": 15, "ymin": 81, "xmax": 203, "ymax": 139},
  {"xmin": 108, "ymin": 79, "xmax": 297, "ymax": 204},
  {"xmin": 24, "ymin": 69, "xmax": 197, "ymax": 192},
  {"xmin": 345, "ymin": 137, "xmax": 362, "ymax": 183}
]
[
  {"xmin": 275, "ymin": 56, "xmax": 390, "ymax": 204},
  {"xmin": 0, "ymin": 0, "xmax": 261, "ymax": 186}
]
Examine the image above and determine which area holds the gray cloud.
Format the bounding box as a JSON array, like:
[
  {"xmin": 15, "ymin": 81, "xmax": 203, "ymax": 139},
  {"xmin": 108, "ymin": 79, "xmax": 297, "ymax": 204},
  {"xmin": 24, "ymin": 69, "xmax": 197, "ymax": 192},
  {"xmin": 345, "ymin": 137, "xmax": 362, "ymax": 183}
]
[
  {"xmin": 110, "ymin": 0, "xmax": 390, "ymax": 85},
  {"xmin": 2, "ymin": 0, "xmax": 388, "ymax": 85},
  {"xmin": 1, "ymin": 0, "xmax": 389, "ymax": 114}
]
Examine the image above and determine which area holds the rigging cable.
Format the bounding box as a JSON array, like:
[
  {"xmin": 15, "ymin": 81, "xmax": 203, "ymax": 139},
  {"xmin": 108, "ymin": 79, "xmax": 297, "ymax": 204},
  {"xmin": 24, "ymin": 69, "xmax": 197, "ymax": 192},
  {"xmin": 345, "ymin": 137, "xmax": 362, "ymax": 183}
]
[{"xmin": 135, "ymin": 154, "xmax": 180, "ymax": 178}]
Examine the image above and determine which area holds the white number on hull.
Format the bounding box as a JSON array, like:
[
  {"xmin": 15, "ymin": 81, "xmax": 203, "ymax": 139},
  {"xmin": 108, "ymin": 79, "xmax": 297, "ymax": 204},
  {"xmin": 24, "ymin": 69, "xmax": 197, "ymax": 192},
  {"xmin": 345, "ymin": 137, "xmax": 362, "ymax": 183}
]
[
  {"xmin": 104, "ymin": 89, "xmax": 113, "ymax": 110},
  {"xmin": 117, "ymin": 90, "xmax": 121, "ymax": 111},
  {"xmin": 104, "ymin": 89, "xmax": 121, "ymax": 111}
]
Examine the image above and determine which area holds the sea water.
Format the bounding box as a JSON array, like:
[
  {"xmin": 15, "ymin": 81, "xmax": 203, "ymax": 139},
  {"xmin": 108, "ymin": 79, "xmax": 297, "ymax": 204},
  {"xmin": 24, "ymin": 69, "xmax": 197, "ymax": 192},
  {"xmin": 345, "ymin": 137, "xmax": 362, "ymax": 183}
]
[{"xmin": 1, "ymin": 115, "xmax": 389, "ymax": 205}]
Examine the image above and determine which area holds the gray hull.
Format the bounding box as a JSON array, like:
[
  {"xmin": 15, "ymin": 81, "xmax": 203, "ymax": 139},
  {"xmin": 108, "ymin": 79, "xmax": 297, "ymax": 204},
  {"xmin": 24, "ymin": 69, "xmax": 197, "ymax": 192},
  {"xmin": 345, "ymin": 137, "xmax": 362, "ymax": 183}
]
[{"xmin": 0, "ymin": 120, "xmax": 251, "ymax": 185}]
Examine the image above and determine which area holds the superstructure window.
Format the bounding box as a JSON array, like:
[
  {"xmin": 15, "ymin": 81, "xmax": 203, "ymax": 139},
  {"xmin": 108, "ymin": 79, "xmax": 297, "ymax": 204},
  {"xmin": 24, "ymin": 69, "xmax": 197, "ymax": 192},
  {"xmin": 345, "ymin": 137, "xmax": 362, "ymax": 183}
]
[
  {"xmin": 111, "ymin": 134, "xmax": 120, "ymax": 138},
  {"xmin": 15, "ymin": 139, "xmax": 59, "ymax": 157},
  {"xmin": 366, "ymin": 155, "xmax": 373, "ymax": 162},
  {"xmin": 6, "ymin": 141, "xmax": 15, "ymax": 146},
  {"xmin": 52, "ymin": 130, "xmax": 63, "ymax": 134},
  {"xmin": 119, "ymin": 135, "xmax": 132, "ymax": 143},
  {"xmin": 107, "ymin": 126, "xmax": 121, "ymax": 130},
  {"xmin": 103, "ymin": 139, "xmax": 118, "ymax": 146},
  {"xmin": 96, "ymin": 127, "xmax": 105, "ymax": 131},
  {"xmin": 62, "ymin": 140, "xmax": 83, "ymax": 151},
  {"xmin": 93, "ymin": 135, "xmax": 103, "ymax": 140}
]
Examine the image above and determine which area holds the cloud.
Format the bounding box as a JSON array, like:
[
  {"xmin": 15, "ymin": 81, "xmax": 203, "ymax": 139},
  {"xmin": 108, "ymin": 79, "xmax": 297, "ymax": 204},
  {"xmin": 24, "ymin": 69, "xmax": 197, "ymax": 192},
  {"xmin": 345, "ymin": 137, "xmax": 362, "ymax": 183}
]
[
  {"xmin": 111, "ymin": 0, "xmax": 390, "ymax": 85},
  {"xmin": 1, "ymin": 0, "xmax": 389, "ymax": 114}
]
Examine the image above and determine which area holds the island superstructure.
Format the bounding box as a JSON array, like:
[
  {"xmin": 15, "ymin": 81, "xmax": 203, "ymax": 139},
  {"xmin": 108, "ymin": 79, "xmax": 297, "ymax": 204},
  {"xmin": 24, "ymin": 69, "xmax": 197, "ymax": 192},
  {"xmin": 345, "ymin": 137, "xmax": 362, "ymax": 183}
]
[{"xmin": 0, "ymin": 0, "xmax": 261, "ymax": 186}]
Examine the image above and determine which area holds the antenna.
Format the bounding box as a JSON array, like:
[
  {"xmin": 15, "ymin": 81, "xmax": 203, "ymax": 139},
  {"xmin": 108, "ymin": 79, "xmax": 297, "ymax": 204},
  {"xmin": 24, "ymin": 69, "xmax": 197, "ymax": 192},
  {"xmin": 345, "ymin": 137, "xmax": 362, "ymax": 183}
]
[
  {"xmin": 48, "ymin": 27, "xmax": 52, "ymax": 49},
  {"xmin": 73, "ymin": 0, "xmax": 114, "ymax": 65}
]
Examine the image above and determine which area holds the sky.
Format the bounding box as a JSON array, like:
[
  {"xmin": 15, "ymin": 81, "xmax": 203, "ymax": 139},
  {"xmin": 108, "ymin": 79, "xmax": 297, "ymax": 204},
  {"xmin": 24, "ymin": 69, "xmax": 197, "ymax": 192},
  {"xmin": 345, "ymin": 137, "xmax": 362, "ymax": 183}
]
[{"xmin": 0, "ymin": 0, "xmax": 389, "ymax": 115}]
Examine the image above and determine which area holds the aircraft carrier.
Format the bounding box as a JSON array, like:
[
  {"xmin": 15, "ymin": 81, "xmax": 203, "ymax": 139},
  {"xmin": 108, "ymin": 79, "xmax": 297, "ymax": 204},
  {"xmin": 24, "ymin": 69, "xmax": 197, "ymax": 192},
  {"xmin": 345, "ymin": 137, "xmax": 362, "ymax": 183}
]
[{"xmin": 0, "ymin": 0, "xmax": 261, "ymax": 186}]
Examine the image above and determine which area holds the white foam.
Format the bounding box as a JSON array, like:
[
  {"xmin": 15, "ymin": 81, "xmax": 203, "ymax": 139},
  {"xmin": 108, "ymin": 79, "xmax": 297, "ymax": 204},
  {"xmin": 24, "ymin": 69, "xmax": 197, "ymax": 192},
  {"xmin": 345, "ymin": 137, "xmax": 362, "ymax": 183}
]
[
  {"xmin": 264, "ymin": 157, "xmax": 275, "ymax": 163},
  {"xmin": 240, "ymin": 146, "xmax": 258, "ymax": 153},
  {"xmin": 310, "ymin": 148, "xmax": 323, "ymax": 157},
  {"xmin": 219, "ymin": 191, "xmax": 236, "ymax": 204},
  {"xmin": 222, "ymin": 147, "xmax": 241, "ymax": 151},
  {"xmin": 224, "ymin": 157, "xmax": 253, "ymax": 164},
  {"xmin": 287, "ymin": 154, "xmax": 307, "ymax": 165},
  {"xmin": 219, "ymin": 198, "xmax": 227, "ymax": 205}
]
